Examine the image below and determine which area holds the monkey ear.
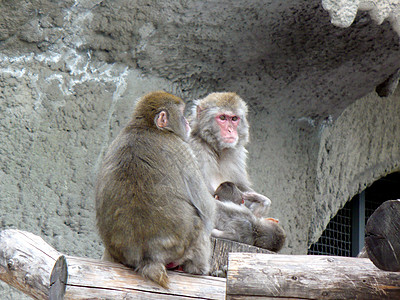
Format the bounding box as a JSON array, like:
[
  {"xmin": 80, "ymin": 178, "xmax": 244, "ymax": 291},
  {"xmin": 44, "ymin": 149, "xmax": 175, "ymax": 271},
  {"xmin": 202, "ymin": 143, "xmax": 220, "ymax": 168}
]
[
  {"xmin": 214, "ymin": 195, "xmax": 219, "ymax": 200},
  {"xmin": 155, "ymin": 110, "xmax": 169, "ymax": 129}
]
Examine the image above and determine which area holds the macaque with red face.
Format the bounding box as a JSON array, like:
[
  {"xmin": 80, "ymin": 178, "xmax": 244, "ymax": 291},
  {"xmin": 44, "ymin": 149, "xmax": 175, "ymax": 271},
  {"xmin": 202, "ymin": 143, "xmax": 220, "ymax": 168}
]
[
  {"xmin": 188, "ymin": 92, "xmax": 271, "ymax": 218},
  {"xmin": 215, "ymin": 113, "xmax": 240, "ymax": 145}
]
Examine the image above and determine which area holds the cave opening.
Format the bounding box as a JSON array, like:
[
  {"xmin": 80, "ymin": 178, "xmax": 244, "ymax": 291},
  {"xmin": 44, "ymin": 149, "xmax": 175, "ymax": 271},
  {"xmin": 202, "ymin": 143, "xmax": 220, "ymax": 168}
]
[{"xmin": 308, "ymin": 172, "xmax": 400, "ymax": 256}]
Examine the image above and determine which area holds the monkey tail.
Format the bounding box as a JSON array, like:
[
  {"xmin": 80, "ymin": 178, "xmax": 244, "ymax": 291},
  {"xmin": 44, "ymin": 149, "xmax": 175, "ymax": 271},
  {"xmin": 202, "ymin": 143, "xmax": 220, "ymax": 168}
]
[{"xmin": 139, "ymin": 262, "xmax": 170, "ymax": 289}]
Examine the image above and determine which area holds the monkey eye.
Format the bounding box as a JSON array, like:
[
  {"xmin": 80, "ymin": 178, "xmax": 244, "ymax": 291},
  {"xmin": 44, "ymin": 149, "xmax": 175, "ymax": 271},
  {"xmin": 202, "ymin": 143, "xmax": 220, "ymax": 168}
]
[
  {"xmin": 219, "ymin": 115, "xmax": 227, "ymax": 121},
  {"xmin": 232, "ymin": 116, "xmax": 239, "ymax": 122}
]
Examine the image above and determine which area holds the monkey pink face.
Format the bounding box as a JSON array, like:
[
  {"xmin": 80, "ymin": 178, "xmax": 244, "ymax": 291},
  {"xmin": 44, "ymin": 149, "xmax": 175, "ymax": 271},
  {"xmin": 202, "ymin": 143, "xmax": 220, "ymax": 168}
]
[{"xmin": 215, "ymin": 114, "xmax": 240, "ymax": 144}]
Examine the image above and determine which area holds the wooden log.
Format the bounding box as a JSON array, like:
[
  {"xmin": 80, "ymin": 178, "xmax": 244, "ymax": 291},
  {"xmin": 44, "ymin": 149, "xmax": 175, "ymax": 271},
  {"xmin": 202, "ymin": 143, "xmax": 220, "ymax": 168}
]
[
  {"xmin": 226, "ymin": 253, "xmax": 400, "ymax": 299},
  {"xmin": 60, "ymin": 238, "xmax": 269, "ymax": 297},
  {"xmin": 0, "ymin": 229, "xmax": 226, "ymax": 299},
  {"xmin": 59, "ymin": 256, "xmax": 226, "ymax": 299},
  {"xmin": 210, "ymin": 237, "xmax": 274, "ymax": 277},
  {"xmin": 49, "ymin": 255, "xmax": 68, "ymax": 300},
  {"xmin": 365, "ymin": 199, "xmax": 400, "ymax": 272},
  {"xmin": 0, "ymin": 229, "xmax": 61, "ymax": 299}
]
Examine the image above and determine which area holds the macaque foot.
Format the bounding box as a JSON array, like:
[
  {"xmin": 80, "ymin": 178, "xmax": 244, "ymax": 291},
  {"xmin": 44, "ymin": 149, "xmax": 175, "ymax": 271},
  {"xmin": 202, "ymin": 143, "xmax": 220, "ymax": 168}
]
[
  {"xmin": 211, "ymin": 265, "xmax": 227, "ymax": 278},
  {"xmin": 183, "ymin": 259, "xmax": 209, "ymax": 275},
  {"xmin": 265, "ymin": 217, "xmax": 279, "ymax": 223}
]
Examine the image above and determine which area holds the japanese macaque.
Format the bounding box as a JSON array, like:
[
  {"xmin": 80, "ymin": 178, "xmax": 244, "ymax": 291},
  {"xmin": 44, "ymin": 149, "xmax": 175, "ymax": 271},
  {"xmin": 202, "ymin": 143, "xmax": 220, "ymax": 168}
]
[
  {"xmin": 189, "ymin": 92, "xmax": 271, "ymax": 217},
  {"xmin": 95, "ymin": 91, "xmax": 215, "ymax": 289},
  {"xmin": 213, "ymin": 182, "xmax": 286, "ymax": 252},
  {"xmin": 214, "ymin": 181, "xmax": 244, "ymax": 205}
]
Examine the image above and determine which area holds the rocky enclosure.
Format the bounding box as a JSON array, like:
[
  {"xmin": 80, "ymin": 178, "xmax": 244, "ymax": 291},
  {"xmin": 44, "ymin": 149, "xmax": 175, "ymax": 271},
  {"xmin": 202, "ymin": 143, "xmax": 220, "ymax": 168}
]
[{"xmin": 1, "ymin": 0, "xmax": 400, "ymax": 298}]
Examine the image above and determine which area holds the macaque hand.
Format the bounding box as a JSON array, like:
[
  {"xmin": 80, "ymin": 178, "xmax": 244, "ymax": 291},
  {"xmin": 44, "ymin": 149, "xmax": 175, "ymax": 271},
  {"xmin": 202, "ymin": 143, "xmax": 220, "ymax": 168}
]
[
  {"xmin": 242, "ymin": 191, "xmax": 271, "ymax": 206},
  {"xmin": 242, "ymin": 192, "xmax": 272, "ymax": 218}
]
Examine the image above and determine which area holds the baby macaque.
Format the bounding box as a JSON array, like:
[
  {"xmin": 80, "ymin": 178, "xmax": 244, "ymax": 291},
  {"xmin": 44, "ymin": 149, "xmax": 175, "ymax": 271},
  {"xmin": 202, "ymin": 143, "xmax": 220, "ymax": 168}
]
[
  {"xmin": 213, "ymin": 182, "xmax": 286, "ymax": 252},
  {"xmin": 214, "ymin": 181, "xmax": 244, "ymax": 205},
  {"xmin": 214, "ymin": 181, "xmax": 270, "ymax": 217}
]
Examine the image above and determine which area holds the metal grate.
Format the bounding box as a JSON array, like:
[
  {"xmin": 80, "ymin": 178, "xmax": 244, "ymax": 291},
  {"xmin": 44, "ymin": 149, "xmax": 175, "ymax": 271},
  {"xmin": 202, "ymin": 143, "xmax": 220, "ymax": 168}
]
[
  {"xmin": 365, "ymin": 172, "xmax": 400, "ymax": 222},
  {"xmin": 365, "ymin": 196, "xmax": 383, "ymax": 224},
  {"xmin": 308, "ymin": 172, "xmax": 400, "ymax": 257},
  {"xmin": 308, "ymin": 201, "xmax": 352, "ymax": 256}
]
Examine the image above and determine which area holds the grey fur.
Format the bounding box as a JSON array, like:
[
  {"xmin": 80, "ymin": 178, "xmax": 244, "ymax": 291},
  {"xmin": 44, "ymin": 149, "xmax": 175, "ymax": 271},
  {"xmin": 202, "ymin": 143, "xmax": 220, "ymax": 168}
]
[
  {"xmin": 189, "ymin": 92, "xmax": 271, "ymax": 217},
  {"xmin": 213, "ymin": 200, "xmax": 286, "ymax": 252}
]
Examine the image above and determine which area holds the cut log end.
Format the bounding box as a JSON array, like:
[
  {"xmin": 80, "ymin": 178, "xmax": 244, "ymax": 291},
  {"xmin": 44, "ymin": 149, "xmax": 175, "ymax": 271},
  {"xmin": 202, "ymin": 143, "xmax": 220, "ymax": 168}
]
[
  {"xmin": 49, "ymin": 255, "xmax": 68, "ymax": 300},
  {"xmin": 210, "ymin": 237, "xmax": 275, "ymax": 277},
  {"xmin": 365, "ymin": 200, "xmax": 400, "ymax": 272}
]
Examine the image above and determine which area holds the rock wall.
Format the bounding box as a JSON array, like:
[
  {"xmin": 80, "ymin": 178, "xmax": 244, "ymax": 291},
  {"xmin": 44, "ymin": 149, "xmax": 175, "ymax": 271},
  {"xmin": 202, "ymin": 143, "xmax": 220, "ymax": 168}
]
[
  {"xmin": 0, "ymin": 51, "xmax": 175, "ymax": 297},
  {"xmin": 309, "ymin": 89, "xmax": 400, "ymax": 244},
  {"xmin": 0, "ymin": 49, "xmax": 175, "ymax": 256},
  {"xmin": 323, "ymin": 0, "xmax": 400, "ymax": 35}
]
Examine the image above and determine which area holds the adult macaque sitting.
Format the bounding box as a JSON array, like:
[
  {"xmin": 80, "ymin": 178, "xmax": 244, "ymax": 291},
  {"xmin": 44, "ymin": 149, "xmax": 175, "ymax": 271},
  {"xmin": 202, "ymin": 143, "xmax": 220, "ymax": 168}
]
[
  {"xmin": 212, "ymin": 181, "xmax": 286, "ymax": 252},
  {"xmin": 188, "ymin": 92, "xmax": 271, "ymax": 218},
  {"xmin": 95, "ymin": 91, "xmax": 215, "ymax": 289}
]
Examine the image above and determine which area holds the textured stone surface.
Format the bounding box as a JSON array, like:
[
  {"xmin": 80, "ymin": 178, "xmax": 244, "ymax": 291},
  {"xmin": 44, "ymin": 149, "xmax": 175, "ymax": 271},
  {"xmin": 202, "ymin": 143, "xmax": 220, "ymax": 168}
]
[
  {"xmin": 0, "ymin": 0, "xmax": 400, "ymax": 297},
  {"xmin": 323, "ymin": 0, "xmax": 400, "ymax": 34},
  {"xmin": 310, "ymin": 89, "xmax": 400, "ymax": 243}
]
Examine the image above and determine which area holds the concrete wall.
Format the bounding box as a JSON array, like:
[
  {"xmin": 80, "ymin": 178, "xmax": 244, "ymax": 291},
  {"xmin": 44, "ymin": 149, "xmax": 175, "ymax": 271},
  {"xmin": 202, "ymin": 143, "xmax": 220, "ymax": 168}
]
[
  {"xmin": 1, "ymin": 0, "xmax": 400, "ymax": 297},
  {"xmin": 309, "ymin": 89, "xmax": 400, "ymax": 244}
]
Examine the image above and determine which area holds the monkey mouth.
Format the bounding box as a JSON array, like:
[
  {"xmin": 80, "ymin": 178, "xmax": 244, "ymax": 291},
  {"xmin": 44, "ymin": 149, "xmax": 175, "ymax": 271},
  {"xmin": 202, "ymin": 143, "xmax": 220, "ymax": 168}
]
[
  {"xmin": 221, "ymin": 138, "xmax": 238, "ymax": 148},
  {"xmin": 222, "ymin": 137, "xmax": 237, "ymax": 143}
]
